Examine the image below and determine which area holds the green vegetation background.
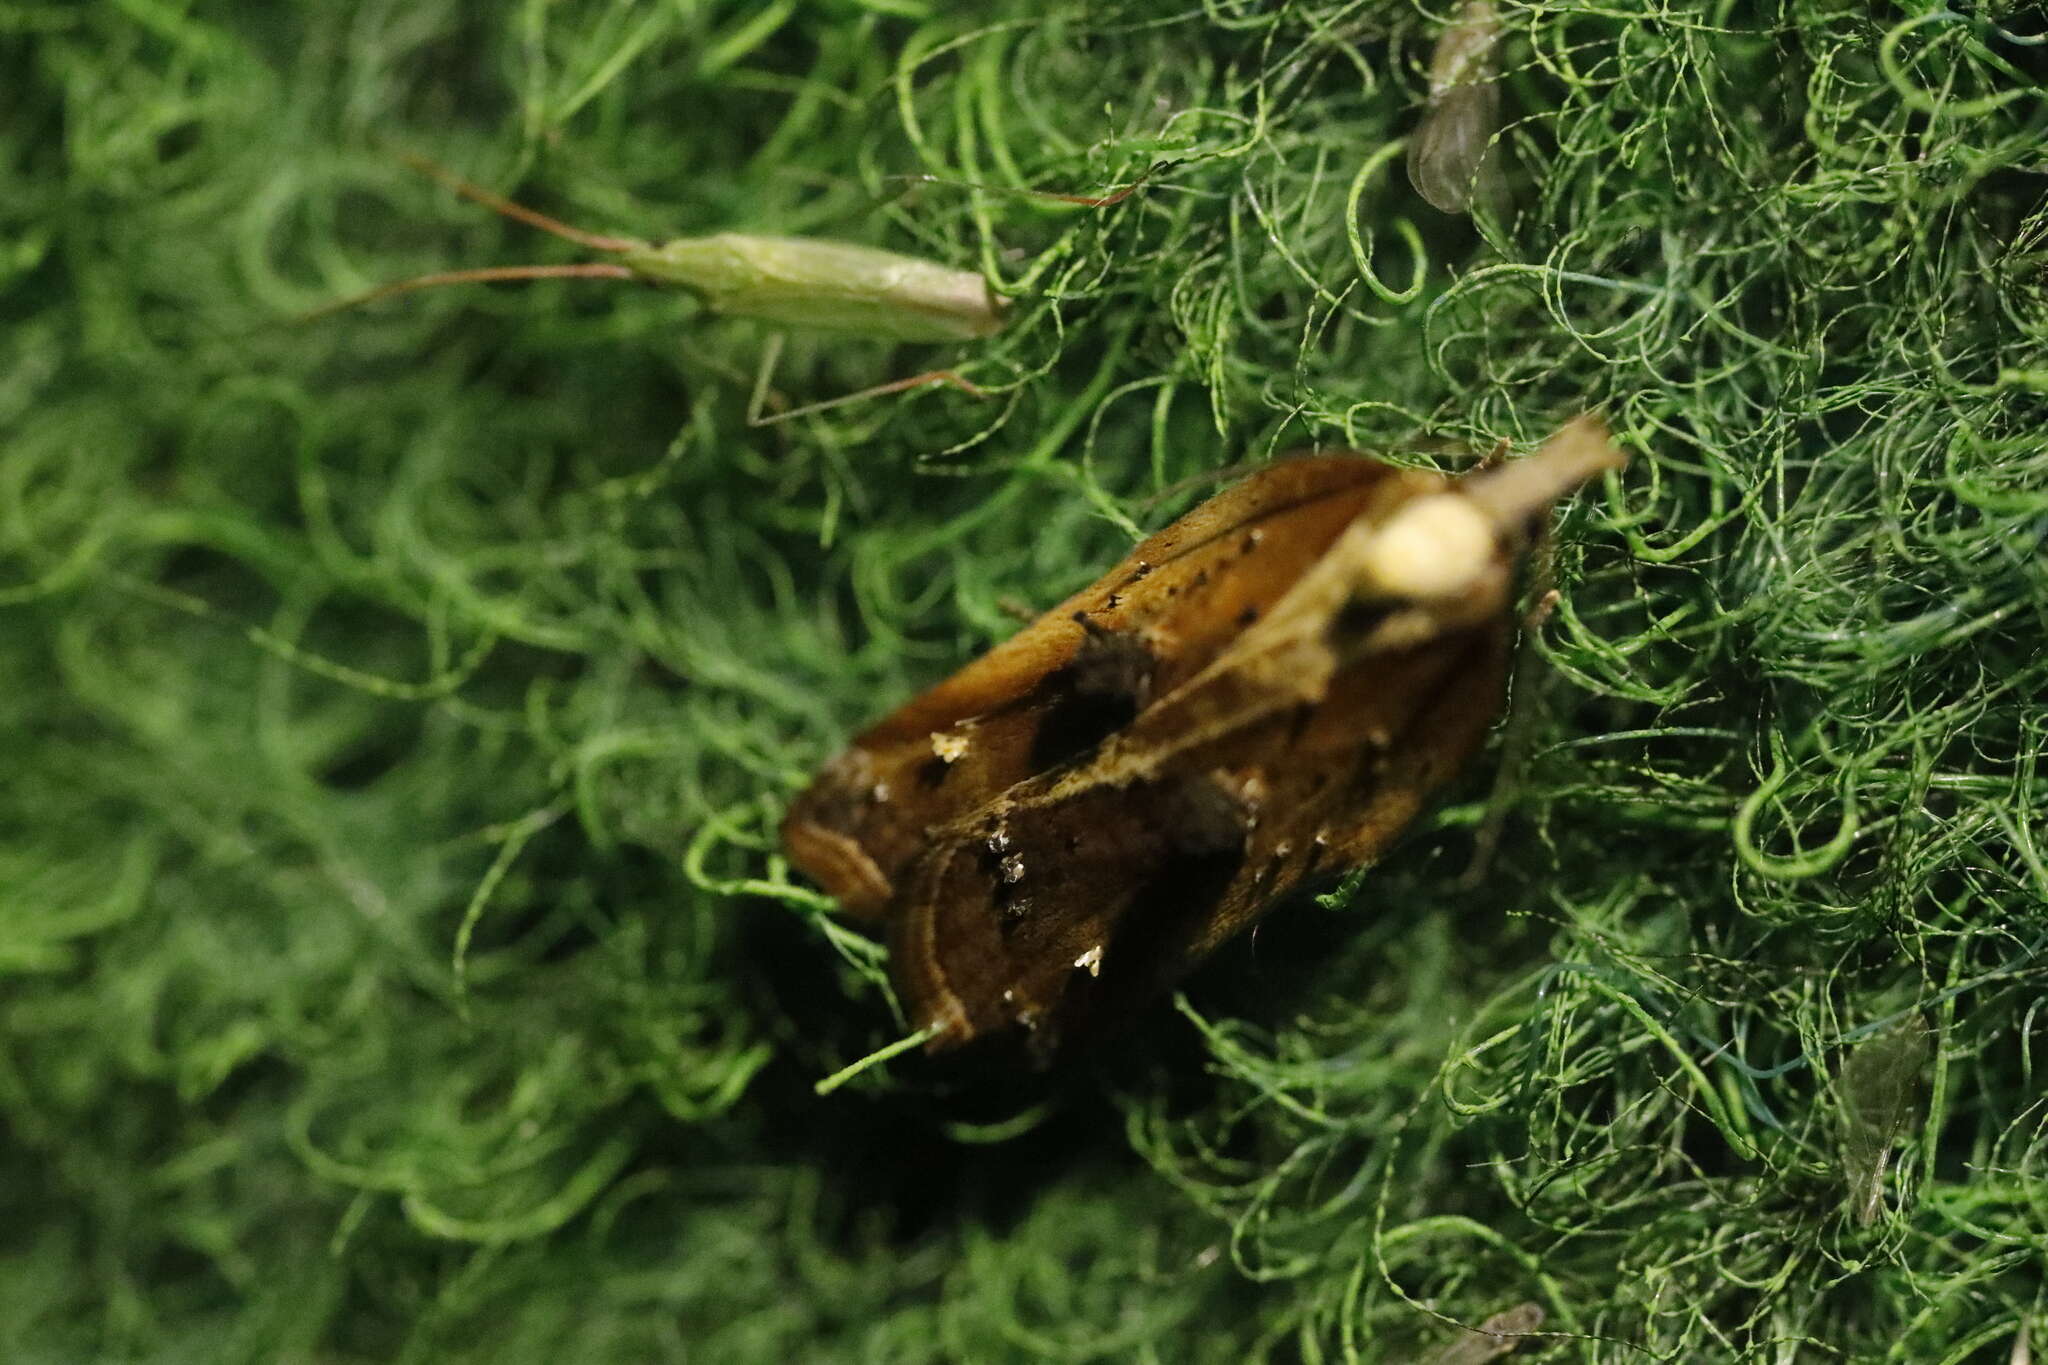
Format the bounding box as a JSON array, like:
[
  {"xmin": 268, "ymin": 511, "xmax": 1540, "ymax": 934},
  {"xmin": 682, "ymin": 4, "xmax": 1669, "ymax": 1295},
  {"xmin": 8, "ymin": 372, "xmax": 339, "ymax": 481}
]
[{"xmin": 5, "ymin": 1, "xmax": 2045, "ymax": 1359}]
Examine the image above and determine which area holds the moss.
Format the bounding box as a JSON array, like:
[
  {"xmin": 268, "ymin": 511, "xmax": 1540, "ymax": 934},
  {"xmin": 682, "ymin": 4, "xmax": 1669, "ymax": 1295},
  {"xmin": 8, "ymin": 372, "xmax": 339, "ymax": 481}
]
[{"xmin": 4, "ymin": 1, "xmax": 2045, "ymax": 1359}]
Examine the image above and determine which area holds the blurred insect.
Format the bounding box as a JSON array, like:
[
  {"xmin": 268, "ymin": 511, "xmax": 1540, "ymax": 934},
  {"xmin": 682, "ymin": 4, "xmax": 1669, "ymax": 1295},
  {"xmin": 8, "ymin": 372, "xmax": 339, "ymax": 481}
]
[
  {"xmin": 1426, "ymin": 1302, "xmax": 1547, "ymax": 1365},
  {"xmin": 309, "ymin": 155, "xmax": 1148, "ymax": 425},
  {"xmin": 1838, "ymin": 1022, "xmax": 1930, "ymax": 1225},
  {"xmin": 1407, "ymin": 0, "xmax": 1505, "ymax": 214},
  {"xmin": 786, "ymin": 416, "xmax": 1625, "ymax": 1064}
]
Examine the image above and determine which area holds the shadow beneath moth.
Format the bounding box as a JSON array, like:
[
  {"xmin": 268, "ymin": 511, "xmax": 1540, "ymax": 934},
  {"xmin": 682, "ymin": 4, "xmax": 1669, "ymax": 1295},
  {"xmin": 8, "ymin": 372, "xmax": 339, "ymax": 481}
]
[{"xmin": 784, "ymin": 417, "xmax": 1626, "ymax": 1065}]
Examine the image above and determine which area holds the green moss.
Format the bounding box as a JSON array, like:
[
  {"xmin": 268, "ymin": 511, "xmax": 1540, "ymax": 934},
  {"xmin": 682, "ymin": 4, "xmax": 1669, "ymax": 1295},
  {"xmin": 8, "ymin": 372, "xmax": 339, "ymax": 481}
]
[{"xmin": 4, "ymin": 1, "xmax": 2045, "ymax": 1359}]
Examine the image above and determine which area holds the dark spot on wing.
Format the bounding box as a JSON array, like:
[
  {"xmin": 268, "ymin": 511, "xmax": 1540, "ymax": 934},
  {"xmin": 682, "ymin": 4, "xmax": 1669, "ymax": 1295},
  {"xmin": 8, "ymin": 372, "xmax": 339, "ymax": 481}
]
[
  {"xmin": 1345, "ymin": 743, "xmax": 1386, "ymax": 801},
  {"xmin": 1028, "ymin": 624, "xmax": 1154, "ymax": 769},
  {"xmin": 1163, "ymin": 778, "xmax": 1249, "ymax": 857},
  {"xmin": 1286, "ymin": 702, "xmax": 1317, "ymax": 745},
  {"xmin": 916, "ymin": 754, "xmax": 953, "ymax": 788},
  {"xmin": 1092, "ymin": 777, "xmax": 1249, "ymax": 1008},
  {"xmin": 1332, "ymin": 596, "xmax": 1397, "ymax": 642}
]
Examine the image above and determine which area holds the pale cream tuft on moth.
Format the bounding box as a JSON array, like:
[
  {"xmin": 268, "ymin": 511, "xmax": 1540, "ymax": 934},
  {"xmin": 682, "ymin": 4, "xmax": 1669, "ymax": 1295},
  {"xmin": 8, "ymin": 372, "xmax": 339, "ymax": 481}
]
[{"xmin": 1358, "ymin": 493, "xmax": 1498, "ymax": 600}]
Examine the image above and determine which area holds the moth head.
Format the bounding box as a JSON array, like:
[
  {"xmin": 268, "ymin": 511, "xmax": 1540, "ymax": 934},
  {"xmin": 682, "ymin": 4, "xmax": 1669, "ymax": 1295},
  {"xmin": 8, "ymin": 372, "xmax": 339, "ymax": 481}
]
[
  {"xmin": 1370, "ymin": 415, "xmax": 1625, "ymax": 597},
  {"xmin": 1358, "ymin": 492, "xmax": 1499, "ymax": 602}
]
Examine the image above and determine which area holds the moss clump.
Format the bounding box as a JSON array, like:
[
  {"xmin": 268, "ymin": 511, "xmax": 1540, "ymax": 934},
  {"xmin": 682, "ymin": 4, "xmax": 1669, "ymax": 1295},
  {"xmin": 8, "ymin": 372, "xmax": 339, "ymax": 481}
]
[{"xmin": 4, "ymin": 2, "xmax": 2044, "ymax": 1359}]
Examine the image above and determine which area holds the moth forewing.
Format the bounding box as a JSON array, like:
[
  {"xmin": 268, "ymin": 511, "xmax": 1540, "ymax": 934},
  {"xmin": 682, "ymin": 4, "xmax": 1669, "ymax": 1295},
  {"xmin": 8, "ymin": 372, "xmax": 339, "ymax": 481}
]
[
  {"xmin": 780, "ymin": 457, "xmax": 1413, "ymax": 916},
  {"xmin": 896, "ymin": 626, "xmax": 1511, "ymax": 1057},
  {"xmin": 898, "ymin": 428, "xmax": 1618, "ymax": 1054},
  {"xmin": 788, "ymin": 416, "xmax": 1625, "ymax": 1059},
  {"xmin": 1073, "ymin": 416, "xmax": 1620, "ymax": 790}
]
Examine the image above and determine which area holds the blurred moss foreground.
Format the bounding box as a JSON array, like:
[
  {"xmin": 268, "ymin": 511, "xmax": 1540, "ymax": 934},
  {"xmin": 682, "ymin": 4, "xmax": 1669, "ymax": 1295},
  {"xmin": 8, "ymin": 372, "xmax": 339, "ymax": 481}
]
[{"xmin": 4, "ymin": 3, "xmax": 2045, "ymax": 1360}]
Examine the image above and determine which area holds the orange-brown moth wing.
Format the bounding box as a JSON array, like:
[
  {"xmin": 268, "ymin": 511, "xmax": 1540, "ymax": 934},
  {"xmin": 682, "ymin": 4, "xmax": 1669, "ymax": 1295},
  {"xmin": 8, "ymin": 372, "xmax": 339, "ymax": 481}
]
[
  {"xmin": 891, "ymin": 625, "xmax": 1508, "ymax": 1059},
  {"xmin": 782, "ymin": 458, "xmax": 1433, "ymax": 917},
  {"xmin": 785, "ymin": 415, "xmax": 1622, "ymax": 1061},
  {"xmin": 870, "ymin": 414, "xmax": 1624, "ymax": 1057}
]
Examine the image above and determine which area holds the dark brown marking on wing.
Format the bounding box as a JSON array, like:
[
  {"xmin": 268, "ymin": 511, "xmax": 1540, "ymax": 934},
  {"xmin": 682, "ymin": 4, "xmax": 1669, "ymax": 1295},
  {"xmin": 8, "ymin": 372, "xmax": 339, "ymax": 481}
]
[
  {"xmin": 1331, "ymin": 596, "xmax": 1399, "ymax": 643},
  {"xmin": 1027, "ymin": 622, "xmax": 1155, "ymax": 770},
  {"xmin": 1009, "ymin": 776, "xmax": 1251, "ymax": 1060}
]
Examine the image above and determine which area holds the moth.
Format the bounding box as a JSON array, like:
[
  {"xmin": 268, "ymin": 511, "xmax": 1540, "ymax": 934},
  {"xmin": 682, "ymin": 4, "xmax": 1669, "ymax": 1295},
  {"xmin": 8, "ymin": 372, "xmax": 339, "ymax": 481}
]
[
  {"xmin": 1427, "ymin": 1303, "xmax": 1547, "ymax": 1365},
  {"xmin": 784, "ymin": 416, "xmax": 1625, "ymax": 1062}
]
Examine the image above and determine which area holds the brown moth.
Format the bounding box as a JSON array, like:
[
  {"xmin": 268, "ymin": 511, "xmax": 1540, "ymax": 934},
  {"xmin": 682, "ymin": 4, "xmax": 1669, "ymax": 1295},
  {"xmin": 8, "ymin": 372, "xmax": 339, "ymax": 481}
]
[{"xmin": 784, "ymin": 416, "xmax": 1624, "ymax": 1061}]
